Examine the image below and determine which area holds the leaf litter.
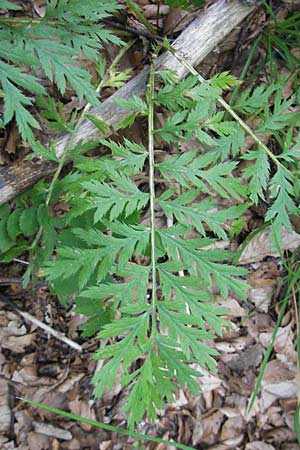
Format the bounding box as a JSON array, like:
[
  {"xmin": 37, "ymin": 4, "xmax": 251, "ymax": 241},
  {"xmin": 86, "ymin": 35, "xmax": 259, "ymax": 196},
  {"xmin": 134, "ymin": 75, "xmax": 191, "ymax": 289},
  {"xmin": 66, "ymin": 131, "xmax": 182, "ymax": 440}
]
[{"xmin": 0, "ymin": 0, "xmax": 300, "ymax": 448}]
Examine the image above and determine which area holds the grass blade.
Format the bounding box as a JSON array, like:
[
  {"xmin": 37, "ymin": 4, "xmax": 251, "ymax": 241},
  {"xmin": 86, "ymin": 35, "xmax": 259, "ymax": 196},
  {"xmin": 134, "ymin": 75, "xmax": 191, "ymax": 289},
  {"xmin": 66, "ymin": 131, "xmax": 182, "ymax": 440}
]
[{"xmin": 21, "ymin": 398, "xmax": 195, "ymax": 450}]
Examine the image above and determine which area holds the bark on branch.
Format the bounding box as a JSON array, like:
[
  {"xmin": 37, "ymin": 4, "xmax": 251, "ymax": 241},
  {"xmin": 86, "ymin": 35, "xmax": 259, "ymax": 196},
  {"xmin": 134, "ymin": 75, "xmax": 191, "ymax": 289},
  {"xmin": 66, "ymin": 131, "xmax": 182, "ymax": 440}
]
[{"xmin": 0, "ymin": 0, "xmax": 255, "ymax": 205}]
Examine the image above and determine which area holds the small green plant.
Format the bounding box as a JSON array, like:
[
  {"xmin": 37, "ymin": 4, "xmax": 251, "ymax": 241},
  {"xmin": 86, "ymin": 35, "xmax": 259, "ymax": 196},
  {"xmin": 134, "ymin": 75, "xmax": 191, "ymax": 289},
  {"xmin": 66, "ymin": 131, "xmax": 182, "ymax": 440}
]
[
  {"xmin": 1, "ymin": 2, "xmax": 300, "ymax": 430},
  {"xmin": 3, "ymin": 51, "xmax": 300, "ymax": 428}
]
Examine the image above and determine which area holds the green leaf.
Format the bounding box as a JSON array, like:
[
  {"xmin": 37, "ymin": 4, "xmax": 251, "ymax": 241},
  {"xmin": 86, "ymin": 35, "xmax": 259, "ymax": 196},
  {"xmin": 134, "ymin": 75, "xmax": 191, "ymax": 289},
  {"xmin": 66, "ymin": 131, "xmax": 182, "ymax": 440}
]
[
  {"xmin": 159, "ymin": 264, "xmax": 228, "ymax": 336},
  {"xmin": 164, "ymin": 0, "xmax": 204, "ymax": 9},
  {"xmin": 158, "ymin": 227, "xmax": 248, "ymax": 299},
  {"xmin": 234, "ymin": 83, "xmax": 277, "ymax": 114},
  {"xmin": 19, "ymin": 208, "xmax": 38, "ymax": 236},
  {"xmin": 86, "ymin": 114, "xmax": 110, "ymax": 134},
  {"xmin": 0, "ymin": 0, "xmax": 21, "ymax": 10},
  {"xmin": 242, "ymin": 146, "xmax": 270, "ymax": 203},
  {"xmin": 83, "ymin": 177, "xmax": 149, "ymax": 222},
  {"xmin": 115, "ymin": 95, "xmax": 148, "ymax": 114},
  {"xmin": 0, "ymin": 61, "xmax": 45, "ymax": 144},
  {"xmin": 158, "ymin": 149, "xmax": 244, "ymax": 200},
  {"xmin": 210, "ymin": 71, "xmax": 241, "ymax": 90},
  {"xmin": 0, "ymin": 218, "xmax": 13, "ymax": 252},
  {"xmin": 265, "ymin": 167, "xmax": 298, "ymax": 239},
  {"xmin": 159, "ymin": 189, "xmax": 247, "ymax": 239},
  {"xmin": 6, "ymin": 208, "xmax": 22, "ymax": 240}
]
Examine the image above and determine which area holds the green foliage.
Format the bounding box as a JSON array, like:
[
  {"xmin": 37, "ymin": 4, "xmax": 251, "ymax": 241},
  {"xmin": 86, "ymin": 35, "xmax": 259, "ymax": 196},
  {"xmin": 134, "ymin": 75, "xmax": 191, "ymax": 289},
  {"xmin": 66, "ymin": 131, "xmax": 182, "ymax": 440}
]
[
  {"xmin": 0, "ymin": 0, "xmax": 122, "ymax": 145},
  {"xmin": 261, "ymin": 9, "xmax": 300, "ymax": 86},
  {"xmin": 1, "ymin": 39, "xmax": 300, "ymax": 430},
  {"xmin": 164, "ymin": 0, "xmax": 204, "ymax": 9},
  {"xmin": 40, "ymin": 71, "xmax": 252, "ymax": 428}
]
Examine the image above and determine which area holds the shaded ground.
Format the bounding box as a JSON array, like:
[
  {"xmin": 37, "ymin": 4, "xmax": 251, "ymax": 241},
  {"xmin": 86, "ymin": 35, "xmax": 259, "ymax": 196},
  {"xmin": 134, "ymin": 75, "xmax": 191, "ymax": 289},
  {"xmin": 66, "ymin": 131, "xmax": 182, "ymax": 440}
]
[{"xmin": 0, "ymin": 1, "xmax": 300, "ymax": 449}]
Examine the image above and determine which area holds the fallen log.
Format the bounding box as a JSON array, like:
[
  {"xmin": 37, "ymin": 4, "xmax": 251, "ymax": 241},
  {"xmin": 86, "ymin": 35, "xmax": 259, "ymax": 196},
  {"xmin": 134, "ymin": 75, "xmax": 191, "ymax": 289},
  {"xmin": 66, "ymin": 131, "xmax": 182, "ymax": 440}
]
[{"xmin": 0, "ymin": 0, "xmax": 255, "ymax": 205}]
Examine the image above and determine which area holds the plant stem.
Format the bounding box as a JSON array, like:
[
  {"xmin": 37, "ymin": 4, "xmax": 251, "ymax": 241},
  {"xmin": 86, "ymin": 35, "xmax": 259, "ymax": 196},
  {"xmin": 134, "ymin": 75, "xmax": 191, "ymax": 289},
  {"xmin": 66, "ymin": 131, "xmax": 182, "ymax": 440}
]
[
  {"xmin": 125, "ymin": 0, "xmax": 156, "ymax": 35},
  {"xmin": 148, "ymin": 52, "xmax": 157, "ymax": 337},
  {"xmin": 164, "ymin": 42, "xmax": 289, "ymax": 173},
  {"xmin": 0, "ymin": 17, "xmax": 42, "ymax": 24}
]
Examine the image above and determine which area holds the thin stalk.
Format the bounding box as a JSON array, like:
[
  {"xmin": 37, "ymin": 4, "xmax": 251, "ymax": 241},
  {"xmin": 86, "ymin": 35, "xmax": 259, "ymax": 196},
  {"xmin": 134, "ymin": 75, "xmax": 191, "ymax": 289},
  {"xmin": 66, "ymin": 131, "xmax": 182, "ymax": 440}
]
[
  {"xmin": 148, "ymin": 53, "xmax": 157, "ymax": 337},
  {"xmin": 125, "ymin": 0, "xmax": 156, "ymax": 35},
  {"xmin": 0, "ymin": 17, "xmax": 42, "ymax": 24},
  {"xmin": 164, "ymin": 42, "xmax": 290, "ymax": 174},
  {"xmin": 21, "ymin": 399, "xmax": 195, "ymax": 450},
  {"xmin": 247, "ymin": 283, "xmax": 291, "ymax": 413},
  {"xmin": 247, "ymin": 227, "xmax": 299, "ymax": 414},
  {"xmin": 28, "ymin": 40, "xmax": 135, "ymax": 279}
]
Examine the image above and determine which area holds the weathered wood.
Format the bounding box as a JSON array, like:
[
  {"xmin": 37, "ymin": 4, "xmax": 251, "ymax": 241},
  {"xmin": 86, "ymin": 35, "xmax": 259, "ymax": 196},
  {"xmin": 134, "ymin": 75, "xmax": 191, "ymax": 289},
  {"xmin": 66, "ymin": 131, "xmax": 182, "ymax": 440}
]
[{"xmin": 0, "ymin": 0, "xmax": 255, "ymax": 205}]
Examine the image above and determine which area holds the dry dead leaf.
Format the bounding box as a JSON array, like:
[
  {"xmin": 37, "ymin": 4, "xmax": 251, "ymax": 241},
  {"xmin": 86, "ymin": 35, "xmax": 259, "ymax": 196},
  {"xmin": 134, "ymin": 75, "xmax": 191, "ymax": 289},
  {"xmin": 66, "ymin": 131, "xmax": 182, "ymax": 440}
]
[
  {"xmin": 239, "ymin": 228, "xmax": 300, "ymax": 264},
  {"xmin": 68, "ymin": 397, "xmax": 96, "ymax": 432},
  {"xmin": 28, "ymin": 432, "xmax": 50, "ymax": 450},
  {"xmin": 217, "ymin": 298, "xmax": 246, "ymax": 318},
  {"xmin": 29, "ymin": 390, "xmax": 68, "ymax": 421},
  {"xmin": 33, "ymin": 421, "xmax": 72, "ymax": 441},
  {"xmin": 260, "ymin": 324, "xmax": 297, "ymax": 363},
  {"xmin": 2, "ymin": 334, "xmax": 35, "ymax": 354},
  {"xmin": 220, "ymin": 416, "xmax": 244, "ymax": 441},
  {"xmin": 143, "ymin": 4, "xmax": 170, "ymax": 18},
  {"xmin": 197, "ymin": 410, "xmax": 224, "ymax": 446},
  {"xmin": 196, "ymin": 367, "xmax": 223, "ymax": 392},
  {"xmin": 0, "ymin": 436, "xmax": 19, "ymax": 450},
  {"xmin": 0, "ymin": 311, "xmax": 35, "ymax": 353},
  {"xmin": 248, "ymin": 286, "xmax": 274, "ymax": 312},
  {"xmin": 33, "ymin": 0, "xmax": 46, "ymax": 17},
  {"xmin": 245, "ymin": 442, "xmax": 275, "ymax": 450},
  {"xmin": 263, "ymin": 360, "xmax": 295, "ymax": 384},
  {"xmin": 0, "ymin": 378, "xmax": 10, "ymax": 433},
  {"xmin": 164, "ymin": 7, "xmax": 197, "ymax": 34},
  {"xmin": 205, "ymin": 445, "xmax": 234, "ymax": 450},
  {"xmin": 261, "ymin": 381, "xmax": 297, "ymax": 411},
  {"xmin": 99, "ymin": 441, "xmax": 112, "ymax": 450},
  {"xmin": 262, "ymin": 427, "xmax": 296, "ymax": 444}
]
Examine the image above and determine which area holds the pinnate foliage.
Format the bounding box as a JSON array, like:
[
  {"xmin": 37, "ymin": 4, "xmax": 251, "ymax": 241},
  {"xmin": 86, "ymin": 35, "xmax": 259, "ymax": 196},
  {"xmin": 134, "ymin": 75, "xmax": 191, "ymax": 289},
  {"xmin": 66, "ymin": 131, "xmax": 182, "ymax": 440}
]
[
  {"xmin": 0, "ymin": 0, "xmax": 122, "ymax": 144},
  {"xmin": 38, "ymin": 71, "xmax": 252, "ymax": 427},
  {"xmin": 1, "ymin": 42, "xmax": 300, "ymax": 427}
]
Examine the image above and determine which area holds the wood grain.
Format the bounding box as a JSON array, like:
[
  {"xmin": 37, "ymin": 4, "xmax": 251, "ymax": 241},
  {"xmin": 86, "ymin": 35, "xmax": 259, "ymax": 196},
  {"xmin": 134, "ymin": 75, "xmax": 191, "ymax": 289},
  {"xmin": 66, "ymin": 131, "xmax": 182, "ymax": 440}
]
[{"xmin": 0, "ymin": 0, "xmax": 255, "ymax": 205}]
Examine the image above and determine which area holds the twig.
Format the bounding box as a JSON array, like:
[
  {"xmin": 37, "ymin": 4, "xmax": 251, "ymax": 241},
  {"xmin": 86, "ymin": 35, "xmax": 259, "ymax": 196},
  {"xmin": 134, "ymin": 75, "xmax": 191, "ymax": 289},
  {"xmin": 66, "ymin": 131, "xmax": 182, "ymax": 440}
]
[
  {"xmin": 0, "ymin": 294, "xmax": 82, "ymax": 352},
  {"xmin": 102, "ymin": 19, "xmax": 163, "ymax": 42}
]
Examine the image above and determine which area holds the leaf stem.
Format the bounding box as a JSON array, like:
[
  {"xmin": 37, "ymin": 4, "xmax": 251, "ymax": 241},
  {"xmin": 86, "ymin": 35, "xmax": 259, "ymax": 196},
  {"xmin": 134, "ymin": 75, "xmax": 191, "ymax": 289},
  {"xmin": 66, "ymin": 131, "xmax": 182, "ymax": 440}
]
[{"xmin": 148, "ymin": 51, "xmax": 158, "ymax": 337}]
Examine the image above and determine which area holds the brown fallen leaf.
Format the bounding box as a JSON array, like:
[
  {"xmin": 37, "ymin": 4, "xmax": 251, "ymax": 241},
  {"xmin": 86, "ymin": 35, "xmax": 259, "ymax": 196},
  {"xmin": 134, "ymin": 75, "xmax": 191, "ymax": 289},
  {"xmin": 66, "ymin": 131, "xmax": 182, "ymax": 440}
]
[
  {"xmin": 197, "ymin": 410, "xmax": 225, "ymax": 446},
  {"xmin": 220, "ymin": 416, "xmax": 244, "ymax": 441},
  {"xmin": 0, "ymin": 378, "xmax": 10, "ymax": 433},
  {"xmin": 262, "ymin": 427, "xmax": 296, "ymax": 445},
  {"xmin": 28, "ymin": 432, "xmax": 50, "ymax": 450},
  {"xmin": 260, "ymin": 324, "xmax": 297, "ymax": 363},
  {"xmin": 239, "ymin": 228, "xmax": 300, "ymax": 264},
  {"xmin": 245, "ymin": 442, "xmax": 275, "ymax": 450},
  {"xmin": 33, "ymin": 421, "xmax": 72, "ymax": 441},
  {"xmin": 68, "ymin": 397, "xmax": 96, "ymax": 432}
]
